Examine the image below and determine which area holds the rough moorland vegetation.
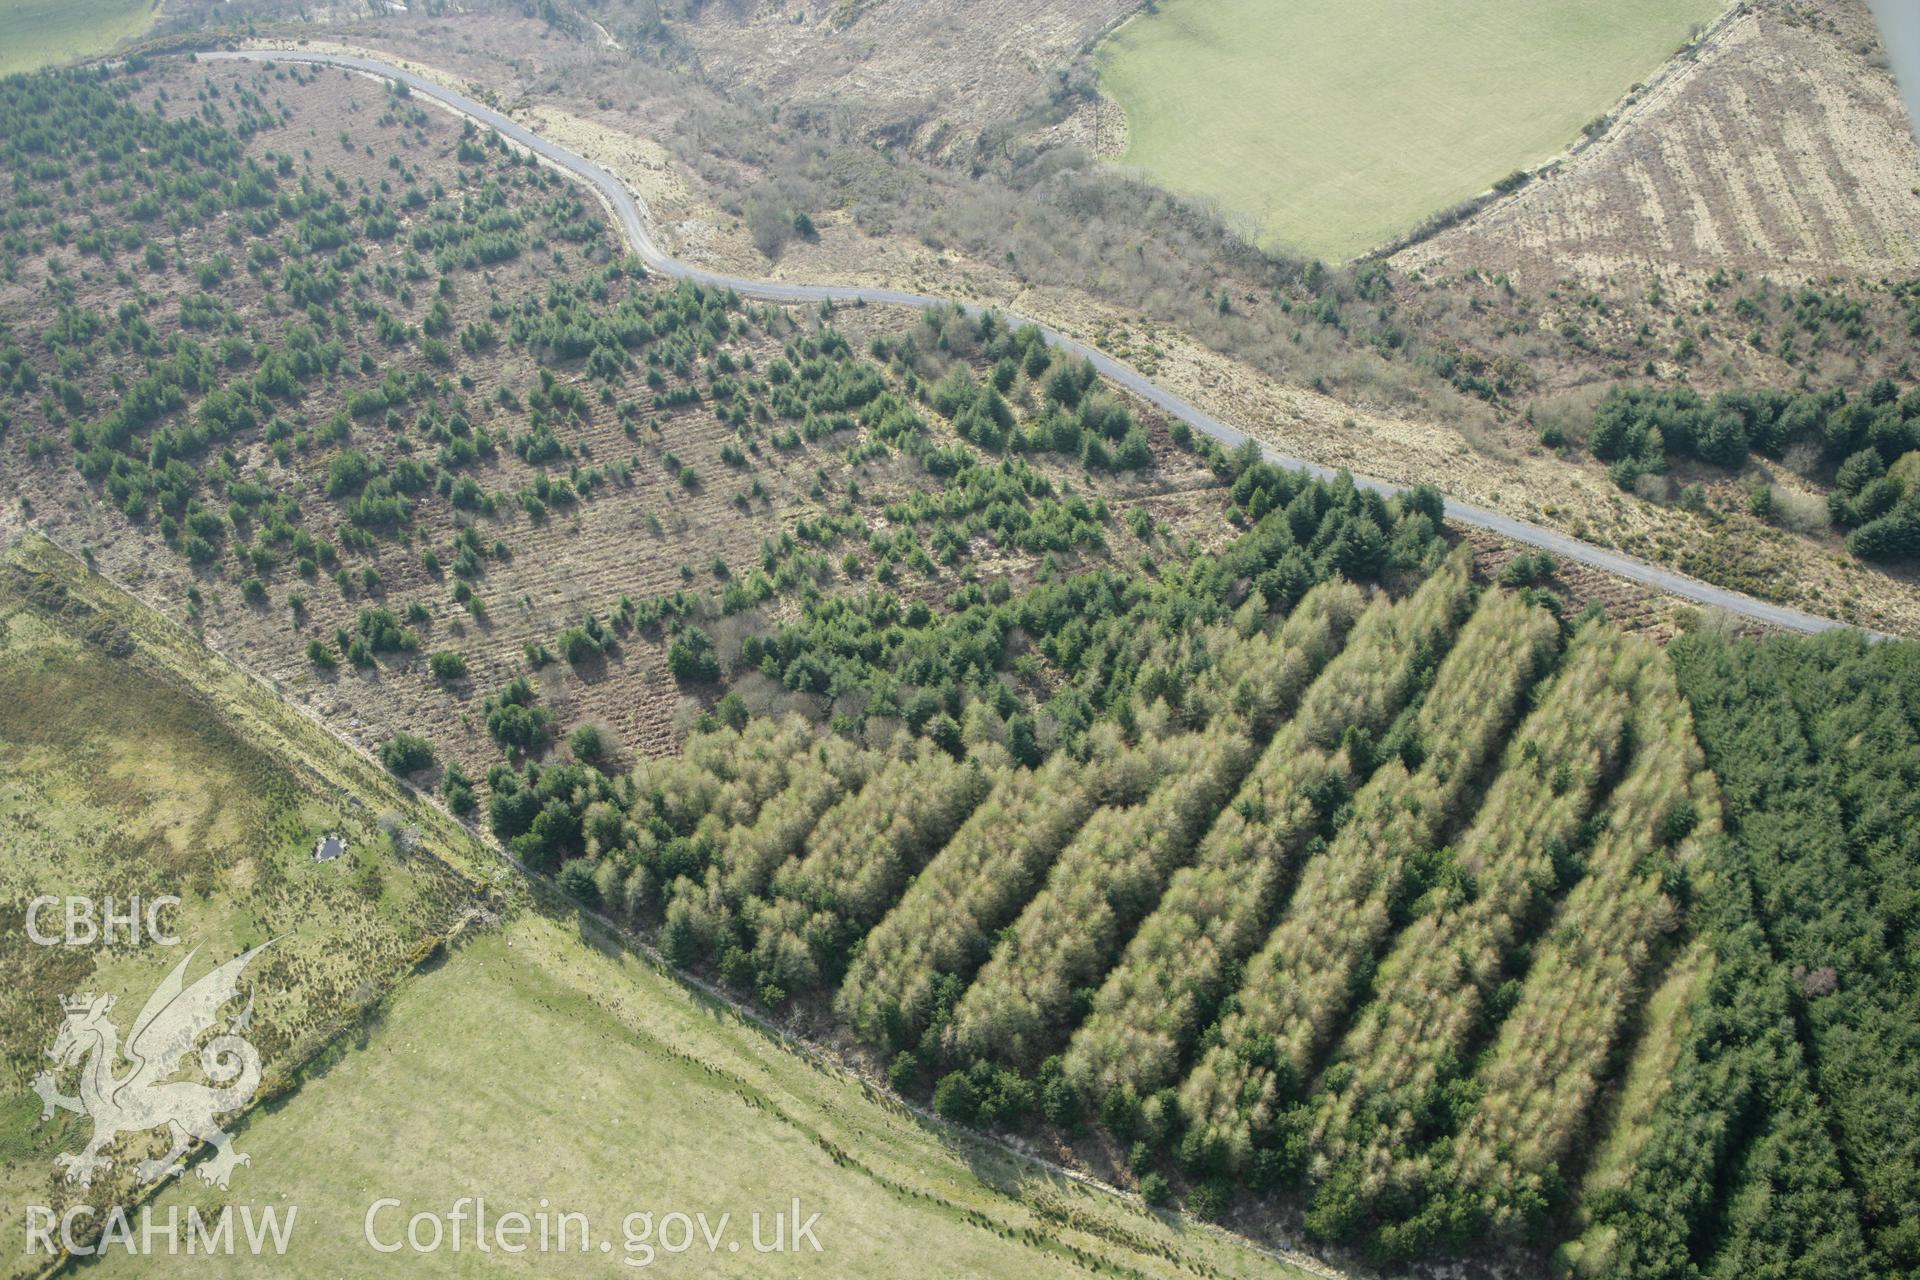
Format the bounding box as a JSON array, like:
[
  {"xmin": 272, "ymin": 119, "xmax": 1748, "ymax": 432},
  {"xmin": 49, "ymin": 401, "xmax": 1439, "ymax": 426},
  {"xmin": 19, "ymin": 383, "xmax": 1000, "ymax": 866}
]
[
  {"xmin": 62, "ymin": 0, "xmax": 1920, "ymax": 646},
  {"xmin": 0, "ymin": 55, "xmax": 1271, "ymax": 778},
  {"xmin": 0, "ymin": 536, "xmax": 488, "ymax": 1229}
]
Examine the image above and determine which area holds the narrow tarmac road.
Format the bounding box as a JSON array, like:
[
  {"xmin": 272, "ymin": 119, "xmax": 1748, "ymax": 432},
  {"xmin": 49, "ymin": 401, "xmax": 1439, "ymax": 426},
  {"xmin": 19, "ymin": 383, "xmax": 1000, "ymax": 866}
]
[{"xmin": 206, "ymin": 49, "xmax": 1871, "ymax": 637}]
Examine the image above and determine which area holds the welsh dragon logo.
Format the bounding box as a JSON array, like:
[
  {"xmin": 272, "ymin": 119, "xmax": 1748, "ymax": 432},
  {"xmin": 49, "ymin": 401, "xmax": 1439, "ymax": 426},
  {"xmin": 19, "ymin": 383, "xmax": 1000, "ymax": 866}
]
[{"xmin": 31, "ymin": 944, "xmax": 269, "ymax": 1190}]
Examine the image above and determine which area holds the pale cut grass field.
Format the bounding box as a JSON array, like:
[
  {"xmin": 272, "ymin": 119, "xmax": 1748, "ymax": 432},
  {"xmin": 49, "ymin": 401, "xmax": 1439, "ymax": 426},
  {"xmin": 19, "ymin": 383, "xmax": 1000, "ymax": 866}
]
[
  {"xmin": 92, "ymin": 915, "xmax": 1312, "ymax": 1277},
  {"xmin": 1098, "ymin": 0, "xmax": 1728, "ymax": 261},
  {"xmin": 0, "ymin": 0, "xmax": 156, "ymax": 76}
]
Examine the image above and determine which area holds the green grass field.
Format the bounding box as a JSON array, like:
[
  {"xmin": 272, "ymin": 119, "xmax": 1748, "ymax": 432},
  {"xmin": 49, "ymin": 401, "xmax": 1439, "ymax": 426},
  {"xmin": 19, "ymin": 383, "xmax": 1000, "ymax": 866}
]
[
  {"xmin": 1097, "ymin": 0, "xmax": 1727, "ymax": 261},
  {"xmin": 0, "ymin": 0, "xmax": 156, "ymax": 77},
  {"xmin": 92, "ymin": 916, "xmax": 1307, "ymax": 1276}
]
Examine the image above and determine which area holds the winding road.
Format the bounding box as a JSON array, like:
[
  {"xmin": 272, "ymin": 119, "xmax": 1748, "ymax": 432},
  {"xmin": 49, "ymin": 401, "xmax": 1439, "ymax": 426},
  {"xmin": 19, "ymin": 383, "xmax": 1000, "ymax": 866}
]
[{"xmin": 208, "ymin": 48, "xmax": 1868, "ymax": 636}]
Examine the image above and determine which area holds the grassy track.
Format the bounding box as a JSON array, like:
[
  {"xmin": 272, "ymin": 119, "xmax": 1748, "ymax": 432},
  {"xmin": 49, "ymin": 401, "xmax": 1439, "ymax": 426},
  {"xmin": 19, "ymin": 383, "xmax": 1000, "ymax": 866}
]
[
  {"xmin": 1097, "ymin": 0, "xmax": 1727, "ymax": 260},
  {"xmin": 0, "ymin": 0, "xmax": 156, "ymax": 77},
  {"xmin": 90, "ymin": 914, "xmax": 1311, "ymax": 1276}
]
